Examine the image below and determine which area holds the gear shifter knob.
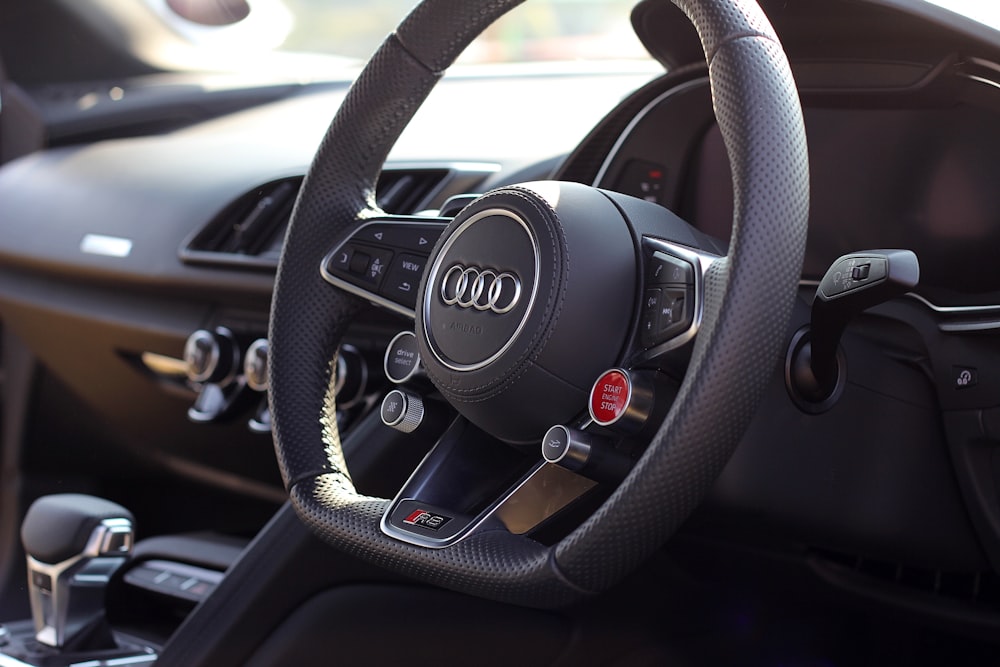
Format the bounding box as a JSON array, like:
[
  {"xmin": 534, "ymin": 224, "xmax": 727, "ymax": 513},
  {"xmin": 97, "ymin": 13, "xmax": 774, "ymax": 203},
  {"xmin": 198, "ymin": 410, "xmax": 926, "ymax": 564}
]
[{"xmin": 21, "ymin": 494, "xmax": 134, "ymax": 650}]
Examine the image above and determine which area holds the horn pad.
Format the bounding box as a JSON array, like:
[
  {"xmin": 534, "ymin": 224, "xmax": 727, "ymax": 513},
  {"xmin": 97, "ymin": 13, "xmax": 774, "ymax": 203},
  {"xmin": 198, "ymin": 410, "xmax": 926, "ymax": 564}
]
[{"xmin": 416, "ymin": 182, "xmax": 637, "ymax": 444}]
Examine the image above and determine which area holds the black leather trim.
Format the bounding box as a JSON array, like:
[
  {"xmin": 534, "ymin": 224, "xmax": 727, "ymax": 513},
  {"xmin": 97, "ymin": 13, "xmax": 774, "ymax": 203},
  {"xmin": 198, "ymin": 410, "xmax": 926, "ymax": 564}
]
[{"xmin": 21, "ymin": 494, "xmax": 133, "ymax": 564}]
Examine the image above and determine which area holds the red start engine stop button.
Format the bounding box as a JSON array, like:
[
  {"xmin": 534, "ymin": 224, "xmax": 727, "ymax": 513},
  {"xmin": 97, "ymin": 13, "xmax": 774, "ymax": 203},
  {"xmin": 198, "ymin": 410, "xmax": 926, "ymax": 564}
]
[{"xmin": 590, "ymin": 369, "xmax": 632, "ymax": 426}]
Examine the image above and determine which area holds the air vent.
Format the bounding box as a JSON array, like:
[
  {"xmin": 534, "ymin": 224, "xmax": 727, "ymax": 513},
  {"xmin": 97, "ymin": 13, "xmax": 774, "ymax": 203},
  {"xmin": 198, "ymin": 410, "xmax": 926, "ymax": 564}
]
[
  {"xmin": 376, "ymin": 169, "xmax": 448, "ymax": 214},
  {"xmin": 187, "ymin": 177, "xmax": 301, "ymax": 259},
  {"xmin": 181, "ymin": 168, "xmax": 450, "ymax": 270}
]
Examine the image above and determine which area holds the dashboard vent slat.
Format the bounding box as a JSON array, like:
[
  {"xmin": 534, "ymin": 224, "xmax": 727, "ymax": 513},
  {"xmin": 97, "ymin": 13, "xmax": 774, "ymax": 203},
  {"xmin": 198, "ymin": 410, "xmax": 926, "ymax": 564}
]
[
  {"xmin": 181, "ymin": 168, "xmax": 451, "ymax": 271},
  {"xmin": 225, "ymin": 180, "xmax": 298, "ymax": 255},
  {"xmin": 185, "ymin": 176, "xmax": 302, "ymax": 259},
  {"xmin": 377, "ymin": 170, "xmax": 447, "ymax": 214}
]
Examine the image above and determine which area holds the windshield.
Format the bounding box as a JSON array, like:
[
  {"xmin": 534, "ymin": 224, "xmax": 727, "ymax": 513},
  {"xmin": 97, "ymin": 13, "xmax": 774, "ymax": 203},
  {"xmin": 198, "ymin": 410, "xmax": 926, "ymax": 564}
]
[
  {"xmin": 140, "ymin": 0, "xmax": 1000, "ymax": 75},
  {"xmin": 146, "ymin": 0, "xmax": 651, "ymax": 67},
  {"xmin": 923, "ymin": 0, "xmax": 1000, "ymax": 31}
]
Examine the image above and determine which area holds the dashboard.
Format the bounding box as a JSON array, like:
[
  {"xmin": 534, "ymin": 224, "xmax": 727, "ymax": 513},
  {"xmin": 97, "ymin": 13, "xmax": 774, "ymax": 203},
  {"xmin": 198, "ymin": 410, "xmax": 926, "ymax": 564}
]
[
  {"xmin": 601, "ymin": 69, "xmax": 1000, "ymax": 305},
  {"xmin": 582, "ymin": 51, "xmax": 1000, "ymax": 576},
  {"xmin": 0, "ymin": 66, "xmax": 658, "ymax": 508}
]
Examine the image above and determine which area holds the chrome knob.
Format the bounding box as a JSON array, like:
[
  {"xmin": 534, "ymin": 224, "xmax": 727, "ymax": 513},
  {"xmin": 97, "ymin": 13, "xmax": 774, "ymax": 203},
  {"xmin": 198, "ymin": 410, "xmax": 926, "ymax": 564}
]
[
  {"xmin": 542, "ymin": 425, "xmax": 631, "ymax": 483},
  {"xmin": 244, "ymin": 338, "xmax": 269, "ymax": 392},
  {"xmin": 183, "ymin": 327, "xmax": 238, "ymax": 385},
  {"xmin": 380, "ymin": 389, "xmax": 424, "ymax": 434}
]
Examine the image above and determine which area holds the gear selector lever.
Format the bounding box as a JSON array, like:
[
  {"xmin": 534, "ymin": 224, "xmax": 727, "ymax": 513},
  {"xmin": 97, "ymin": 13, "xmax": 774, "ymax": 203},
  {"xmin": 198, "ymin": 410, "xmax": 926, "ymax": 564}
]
[{"xmin": 21, "ymin": 494, "xmax": 134, "ymax": 650}]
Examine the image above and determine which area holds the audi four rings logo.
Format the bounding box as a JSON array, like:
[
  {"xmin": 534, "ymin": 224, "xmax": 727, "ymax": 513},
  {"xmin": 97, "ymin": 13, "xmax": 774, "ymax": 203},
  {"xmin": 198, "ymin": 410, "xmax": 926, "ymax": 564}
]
[{"xmin": 440, "ymin": 265, "xmax": 522, "ymax": 314}]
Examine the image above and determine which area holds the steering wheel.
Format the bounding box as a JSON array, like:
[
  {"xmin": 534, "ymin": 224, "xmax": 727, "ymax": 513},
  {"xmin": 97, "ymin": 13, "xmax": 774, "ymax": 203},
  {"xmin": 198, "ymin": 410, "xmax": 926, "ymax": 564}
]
[{"xmin": 269, "ymin": 0, "xmax": 807, "ymax": 609}]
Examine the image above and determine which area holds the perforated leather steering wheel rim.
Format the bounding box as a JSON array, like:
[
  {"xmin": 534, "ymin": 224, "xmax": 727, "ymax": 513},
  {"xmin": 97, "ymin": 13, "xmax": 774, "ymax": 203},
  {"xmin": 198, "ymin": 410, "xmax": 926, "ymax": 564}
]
[{"xmin": 268, "ymin": 0, "xmax": 808, "ymax": 609}]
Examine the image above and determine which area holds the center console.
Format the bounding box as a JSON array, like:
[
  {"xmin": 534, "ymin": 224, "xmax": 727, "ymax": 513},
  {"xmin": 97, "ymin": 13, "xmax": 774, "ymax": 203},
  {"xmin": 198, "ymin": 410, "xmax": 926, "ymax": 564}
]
[{"xmin": 0, "ymin": 495, "xmax": 245, "ymax": 667}]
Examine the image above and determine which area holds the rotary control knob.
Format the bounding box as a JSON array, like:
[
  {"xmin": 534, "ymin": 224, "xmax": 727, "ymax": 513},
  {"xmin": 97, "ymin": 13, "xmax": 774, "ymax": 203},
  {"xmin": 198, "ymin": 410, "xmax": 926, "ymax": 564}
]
[
  {"xmin": 380, "ymin": 389, "xmax": 424, "ymax": 434},
  {"xmin": 183, "ymin": 327, "xmax": 239, "ymax": 386},
  {"xmin": 542, "ymin": 425, "xmax": 631, "ymax": 483},
  {"xmin": 244, "ymin": 338, "xmax": 269, "ymax": 392}
]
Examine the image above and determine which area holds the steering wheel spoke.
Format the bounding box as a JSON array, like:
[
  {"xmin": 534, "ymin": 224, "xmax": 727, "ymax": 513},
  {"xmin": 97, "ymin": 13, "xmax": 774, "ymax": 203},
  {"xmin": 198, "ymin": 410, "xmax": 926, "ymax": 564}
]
[
  {"xmin": 321, "ymin": 216, "xmax": 448, "ymax": 317},
  {"xmin": 625, "ymin": 236, "xmax": 723, "ymax": 368},
  {"xmin": 380, "ymin": 415, "xmax": 599, "ymax": 547}
]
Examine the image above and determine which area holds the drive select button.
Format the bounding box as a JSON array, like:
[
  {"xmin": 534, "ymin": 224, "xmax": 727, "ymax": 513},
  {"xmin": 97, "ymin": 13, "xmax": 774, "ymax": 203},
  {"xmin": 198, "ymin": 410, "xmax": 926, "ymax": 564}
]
[
  {"xmin": 384, "ymin": 331, "xmax": 421, "ymax": 384},
  {"xmin": 590, "ymin": 369, "xmax": 631, "ymax": 426}
]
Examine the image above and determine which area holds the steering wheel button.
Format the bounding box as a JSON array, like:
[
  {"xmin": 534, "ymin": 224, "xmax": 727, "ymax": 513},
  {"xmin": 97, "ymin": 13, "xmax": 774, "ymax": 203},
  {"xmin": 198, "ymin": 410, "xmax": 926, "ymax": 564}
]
[
  {"xmin": 380, "ymin": 390, "xmax": 405, "ymax": 424},
  {"xmin": 348, "ymin": 249, "xmax": 370, "ymax": 274},
  {"xmin": 397, "ymin": 253, "xmax": 426, "ymax": 276},
  {"xmin": 542, "ymin": 425, "xmax": 633, "ymax": 482},
  {"xmin": 328, "ymin": 245, "xmax": 354, "ymax": 273},
  {"xmin": 643, "ymin": 289, "xmax": 661, "ymax": 313},
  {"xmin": 640, "ymin": 289, "xmax": 661, "ymax": 347},
  {"xmin": 353, "ymin": 247, "xmax": 394, "ymax": 287},
  {"xmin": 353, "ymin": 222, "xmax": 443, "ymax": 250},
  {"xmin": 590, "ymin": 370, "xmax": 631, "ymax": 426},
  {"xmin": 355, "ymin": 226, "xmax": 391, "ymax": 246},
  {"xmin": 542, "ymin": 425, "xmax": 572, "ymax": 463},
  {"xmin": 381, "ymin": 279, "xmax": 418, "ymax": 308},
  {"xmin": 661, "ymin": 298, "xmax": 678, "ymax": 325},
  {"xmin": 648, "ymin": 251, "xmax": 693, "ymax": 286},
  {"xmin": 358, "ymin": 225, "xmax": 406, "ymax": 248},
  {"xmin": 381, "ymin": 253, "xmax": 427, "ymax": 309},
  {"xmin": 396, "ymin": 226, "xmax": 444, "ymax": 252},
  {"xmin": 654, "ymin": 287, "xmax": 691, "ymax": 337},
  {"xmin": 668, "ymin": 296, "xmax": 684, "ymax": 324}
]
